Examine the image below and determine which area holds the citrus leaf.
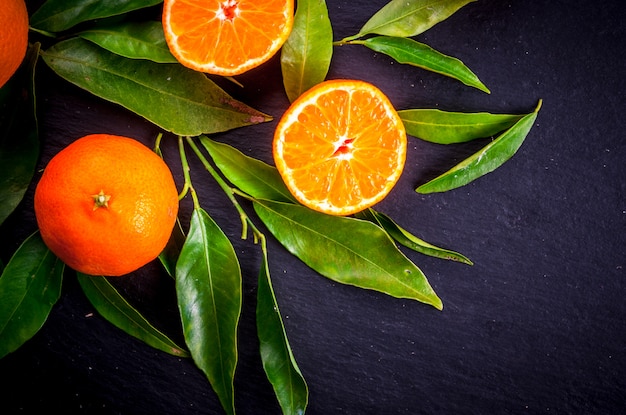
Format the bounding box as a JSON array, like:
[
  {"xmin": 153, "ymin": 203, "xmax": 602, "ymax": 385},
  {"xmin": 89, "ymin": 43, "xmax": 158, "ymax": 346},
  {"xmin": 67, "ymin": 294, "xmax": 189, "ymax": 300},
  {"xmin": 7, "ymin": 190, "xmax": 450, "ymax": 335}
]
[
  {"xmin": 0, "ymin": 231, "xmax": 64, "ymax": 359},
  {"xmin": 176, "ymin": 208, "xmax": 242, "ymax": 415},
  {"xmin": 253, "ymin": 199, "xmax": 443, "ymax": 309},
  {"xmin": 354, "ymin": 0, "xmax": 475, "ymax": 39},
  {"xmin": 356, "ymin": 36, "xmax": 489, "ymax": 93},
  {"xmin": 79, "ymin": 21, "xmax": 177, "ymax": 63},
  {"xmin": 257, "ymin": 241, "xmax": 308, "ymax": 415},
  {"xmin": 76, "ymin": 273, "xmax": 189, "ymax": 358},
  {"xmin": 199, "ymin": 136, "xmax": 296, "ymax": 203},
  {"xmin": 398, "ymin": 108, "xmax": 524, "ymax": 144},
  {"xmin": 41, "ymin": 38, "xmax": 272, "ymax": 136},
  {"xmin": 31, "ymin": 0, "xmax": 162, "ymax": 33},
  {"xmin": 158, "ymin": 218, "xmax": 186, "ymax": 278},
  {"xmin": 417, "ymin": 100, "xmax": 542, "ymax": 194},
  {"xmin": 281, "ymin": 0, "xmax": 333, "ymax": 102},
  {"xmin": 355, "ymin": 208, "xmax": 472, "ymax": 265},
  {"xmin": 0, "ymin": 43, "xmax": 40, "ymax": 226}
]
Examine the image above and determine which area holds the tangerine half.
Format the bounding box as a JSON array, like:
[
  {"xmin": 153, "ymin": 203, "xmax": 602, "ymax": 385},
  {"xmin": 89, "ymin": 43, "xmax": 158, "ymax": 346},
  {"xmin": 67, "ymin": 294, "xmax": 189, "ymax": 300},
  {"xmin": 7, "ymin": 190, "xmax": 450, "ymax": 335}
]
[
  {"xmin": 273, "ymin": 79, "xmax": 407, "ymax": 216},
  {"xmin": 34, "ymin": 134, "xmax": 179, "ymax": 277},
  {"xmin": 162, "ymin": 0, "xmax": 294, "ymax": 76}
]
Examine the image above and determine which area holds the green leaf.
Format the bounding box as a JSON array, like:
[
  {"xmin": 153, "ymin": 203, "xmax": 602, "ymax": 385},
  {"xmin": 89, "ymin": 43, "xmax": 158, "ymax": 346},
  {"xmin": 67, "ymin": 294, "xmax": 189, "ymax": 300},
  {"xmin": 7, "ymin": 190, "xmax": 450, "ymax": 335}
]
[
  {"xmin": 41, "ymin": 38, "xmax": 271, "ymax": 136},
  {"xmin": 417, "ymin": 100, "xmax": 542, "ymax": 194},
  {"xmin": 176, "ymin": 208, "xmax": 242, "ymax": 415},
  {"xmin": 0, "ymin": 232, "xmax": 64, "ymax": 359},
  {"xmin": 0, "ymin": 43, "xmax": 40, "ymax": 226},
  {"xmin": 398, "ymin": 108, "xmax": 524, "ymax": 144},
  {"xmin": 77, "ymin": 273, "xmax": 189, "ymax": 357},
  {"xmin": 199, "ymin": 136, "xmax": 296, "ymax": 203},
  {"xmin": 257, "ymin": 241, "xmax": 308, "ymax": 415},
  {"xmin": 355, "ymin": 208, "xmax": 472, "ymax": 265},
  {"xmin": 354, "ymin": 0, "xmax": 475, "ymax": 39},
  {"xmin": 158, "ymin": 218, "xmax": 186, "ymax": 278},
  {"xmin": 79, "ymin": 21, "xmax": 177, "ymax": 63},
  {"xmin": 253, "ymin": 200, "xmax": 442, "ymax": 309},
  {"xmin": 31, "ymin": 0, "xmax": 163, "ymax": 33},
  {"xmin": 281, "ymin": 0, "xmax": 333, "ymax": 102},
  {"xmin": 357, "ymin": 36, "xmax": 489, "ymax": 93}
]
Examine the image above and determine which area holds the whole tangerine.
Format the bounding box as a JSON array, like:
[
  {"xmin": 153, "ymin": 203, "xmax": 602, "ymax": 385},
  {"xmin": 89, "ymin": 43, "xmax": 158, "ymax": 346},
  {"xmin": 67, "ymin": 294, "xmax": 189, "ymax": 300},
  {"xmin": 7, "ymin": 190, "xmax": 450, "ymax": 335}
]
[
  {"xmin": 0, "ymin": 0, "xmax": 29, "ymax": 88},
  {"xmin": 34, "ymin": 134, "xmax": 179, "ymax": 277}
]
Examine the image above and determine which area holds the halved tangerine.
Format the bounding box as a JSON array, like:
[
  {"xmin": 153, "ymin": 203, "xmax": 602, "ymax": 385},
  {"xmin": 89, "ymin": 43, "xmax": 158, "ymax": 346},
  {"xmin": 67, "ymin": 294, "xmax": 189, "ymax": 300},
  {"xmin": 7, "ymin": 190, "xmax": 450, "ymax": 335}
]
[
  {"xmin": 273, "ymin": 79, "xmax": 407, "ymax": 216},
  {"xmin": 162, "ymin": 0, "xmax": 294, "ymax": 76}
]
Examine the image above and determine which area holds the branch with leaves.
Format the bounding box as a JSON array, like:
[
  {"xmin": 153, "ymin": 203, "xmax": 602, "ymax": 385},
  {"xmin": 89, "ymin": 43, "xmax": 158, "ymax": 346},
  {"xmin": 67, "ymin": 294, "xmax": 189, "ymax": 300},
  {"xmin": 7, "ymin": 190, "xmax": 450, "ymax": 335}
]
[{"xmin": 0, "ymin": 1, "xmax": 541, "ymax": 414}]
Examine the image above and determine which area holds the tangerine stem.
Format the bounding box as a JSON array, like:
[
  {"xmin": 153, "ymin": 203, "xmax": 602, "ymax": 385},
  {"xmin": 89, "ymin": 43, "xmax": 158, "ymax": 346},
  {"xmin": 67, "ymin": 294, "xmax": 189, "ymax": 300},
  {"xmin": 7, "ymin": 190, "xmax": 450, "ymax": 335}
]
[{"xmin": 91, "ymin": 190, "xmax": 111, "ymax": 210}]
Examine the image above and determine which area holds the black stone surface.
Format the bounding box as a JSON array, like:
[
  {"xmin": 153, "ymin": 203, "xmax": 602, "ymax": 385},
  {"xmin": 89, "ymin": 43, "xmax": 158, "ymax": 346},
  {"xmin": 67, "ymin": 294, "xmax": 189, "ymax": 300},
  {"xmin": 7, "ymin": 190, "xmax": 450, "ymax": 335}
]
[{"xmin": 1, "ymin": 0, "xmax": 624, "ymax": 414}]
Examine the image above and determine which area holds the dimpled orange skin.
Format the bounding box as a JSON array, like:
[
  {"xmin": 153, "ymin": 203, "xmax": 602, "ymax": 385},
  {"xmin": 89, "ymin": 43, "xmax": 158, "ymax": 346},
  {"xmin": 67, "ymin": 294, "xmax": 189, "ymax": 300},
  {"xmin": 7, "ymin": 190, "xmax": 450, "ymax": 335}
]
[
  {"xmin": 0, "ymin": 0, "xmax": 29, "ymax": 88},
  {"xmin": 34, "ymin": 134, "xmax": 179, "ymax": 277}
]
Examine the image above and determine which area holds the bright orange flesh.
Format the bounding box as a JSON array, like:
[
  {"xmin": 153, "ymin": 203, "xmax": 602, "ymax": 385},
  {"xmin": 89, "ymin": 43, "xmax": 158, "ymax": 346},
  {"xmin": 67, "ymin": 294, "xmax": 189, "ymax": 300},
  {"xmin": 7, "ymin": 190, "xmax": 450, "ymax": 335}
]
[
  {"xmin": 163, "ymin": 0, "xmax": 294, "ymax": 76},
  {"xmin": 0, "ymin": 0, "xmax": 29, "ymax": 88},
  {"xmin": 273, "ymin": 79, "xmax": 407, "ymax": 216},
  {"xmin": 34, "ymin": 134, "xmax": 179, "ymax": 277}
]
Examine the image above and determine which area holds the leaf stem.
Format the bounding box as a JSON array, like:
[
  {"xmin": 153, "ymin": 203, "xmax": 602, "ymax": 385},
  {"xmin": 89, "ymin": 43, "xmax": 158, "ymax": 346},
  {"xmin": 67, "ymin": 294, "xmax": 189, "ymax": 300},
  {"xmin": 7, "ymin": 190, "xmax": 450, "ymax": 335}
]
[
  {"xmin": 185, "ymin": 137, "xmax": 261, "ymax": 241},
  {"xmin": 153, "ymin": 132, "xmax": 164, "ymax": 157},
  {"xmin": 335, "ymin": 39, "xmax": 366, "ymax": 47},
  {"xmin": 231, "ymin": 187, "xmax": 254, "ymax": 201},
  {"xmin": 334, "ymin": 33, "xmax": 364, "ymax": 45},
  {"xmin": 177, "ymin": 136, "xmax": 198, "ymax": 208},
  {"xmin": 29, "ymin": 26, "xmax": 57, "ymax": 38}
]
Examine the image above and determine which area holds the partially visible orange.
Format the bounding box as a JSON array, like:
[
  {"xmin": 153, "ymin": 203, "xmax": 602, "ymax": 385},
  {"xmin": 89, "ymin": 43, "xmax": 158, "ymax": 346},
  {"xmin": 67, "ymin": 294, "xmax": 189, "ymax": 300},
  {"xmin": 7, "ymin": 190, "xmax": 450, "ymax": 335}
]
[
  {"xmin": 273, "ymin": 79, "xmax": 407, "ymax": 216},
  {"xmin": 0, "ymin": 0, "xmax": 29, "ymax": 88},
  {"xmin": 34, "ymin": 134, "xmax": 179, "ymax": 277},
  {"xmin": 162, "ymin": 0, "xmax": 294, "ymax": 76}
]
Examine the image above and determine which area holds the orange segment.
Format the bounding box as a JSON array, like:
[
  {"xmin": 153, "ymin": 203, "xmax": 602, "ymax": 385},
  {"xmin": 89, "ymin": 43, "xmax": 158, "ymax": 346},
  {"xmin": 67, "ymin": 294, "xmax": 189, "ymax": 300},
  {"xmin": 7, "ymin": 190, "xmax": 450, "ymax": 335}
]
[
  {"xmin": 273, "ymin": 79, "xmax": 407, "ymax": 216},
  {"xmin": 163, "ymin": 0, "xmax": 294, "ymax": 76}
]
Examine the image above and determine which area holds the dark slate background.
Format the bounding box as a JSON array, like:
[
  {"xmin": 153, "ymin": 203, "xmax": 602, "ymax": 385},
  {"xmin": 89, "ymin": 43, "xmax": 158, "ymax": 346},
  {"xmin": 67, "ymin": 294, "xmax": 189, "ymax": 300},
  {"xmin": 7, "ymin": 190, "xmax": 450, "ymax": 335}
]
[{"xmin": 1, "ymin": 0, "xmax": 624, "ymax": 414}]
